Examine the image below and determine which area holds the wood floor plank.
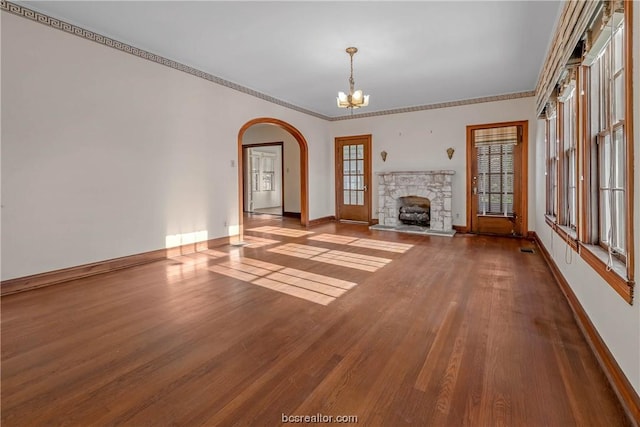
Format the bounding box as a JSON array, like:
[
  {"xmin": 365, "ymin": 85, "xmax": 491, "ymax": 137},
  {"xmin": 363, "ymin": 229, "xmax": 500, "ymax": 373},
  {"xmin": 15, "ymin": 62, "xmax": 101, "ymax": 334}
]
[{"xmin": 0, "ymin": 217, "xmax": 631, "ymax": 426}]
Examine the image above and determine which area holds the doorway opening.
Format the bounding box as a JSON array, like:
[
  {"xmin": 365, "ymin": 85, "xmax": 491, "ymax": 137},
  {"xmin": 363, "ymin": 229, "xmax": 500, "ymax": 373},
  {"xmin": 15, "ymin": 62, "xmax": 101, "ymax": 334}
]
[
  {"xmin": 238, "ymin": 118, "xmax": 309, "ymax": 229},
  {"xmin": 243, "ymin": 143, "xmax": 283, "ymax": 216}
]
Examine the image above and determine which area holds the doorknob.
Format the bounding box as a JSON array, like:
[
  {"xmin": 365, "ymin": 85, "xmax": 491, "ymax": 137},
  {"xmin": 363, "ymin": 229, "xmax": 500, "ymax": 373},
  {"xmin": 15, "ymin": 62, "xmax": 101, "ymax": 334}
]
[
  {"xmin": 363, "ymin": 185, "xmax": 368, "ymax": 191},
  {"xmin": 473, "ymin": 187, "xmax": 478, "ymax": 195}
]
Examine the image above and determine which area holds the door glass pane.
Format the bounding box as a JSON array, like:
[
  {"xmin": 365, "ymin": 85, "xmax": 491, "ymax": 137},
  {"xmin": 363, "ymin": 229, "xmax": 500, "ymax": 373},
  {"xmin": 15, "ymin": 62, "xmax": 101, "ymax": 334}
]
[
  {"xmin": 490, "ymin": 194, "xmax": 501, "ymax": 213},
  {"xmin": 475, "ymin": 133, "xmax": 519, "ymax": 216},
  {"xmin": 490, "ymin": 174, "xmax": 501, "ymax": 193},
  {"xmin": 490, "ymin": 155, "xmax": 501, "ymax": 173},
  {"xmin": 477, "ymin": 174, "xmax": 487, "ymax": 193},
  {"xmin": 479, "ymin": 195, "xmax": 488, "ymax": 213},
  {"xmin": 338, "ymin": 140, "xmax": 368, "ymax": 215},
  {"xmin": 502, "ymin": 150, "xmax": 514, "ymax": 172},
  {"xmin": 504, "ymin": 175, "xmax": 514, "ymax": 193},
  {"xmin": 504, "ymin": 194, "xmax": 513, "ymax": 214}
]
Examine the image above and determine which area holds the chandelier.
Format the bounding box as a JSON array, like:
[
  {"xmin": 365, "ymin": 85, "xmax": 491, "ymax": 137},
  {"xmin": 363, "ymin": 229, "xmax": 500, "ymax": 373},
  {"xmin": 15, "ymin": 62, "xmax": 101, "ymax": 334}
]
[{"xmin": 337, "ymin": 47, "xmax": 370, "ymax": 109}]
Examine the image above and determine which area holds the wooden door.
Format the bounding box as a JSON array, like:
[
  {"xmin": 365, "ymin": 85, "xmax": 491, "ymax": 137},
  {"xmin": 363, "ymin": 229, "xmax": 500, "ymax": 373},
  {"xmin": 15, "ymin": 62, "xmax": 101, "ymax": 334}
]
[
  {"xmin": 335, "ymin": 135, "xmax": 372, "ymax": 223},
  {"xmin": 467, "ymin": 122, "xmax": 528, "ymax": 236}
]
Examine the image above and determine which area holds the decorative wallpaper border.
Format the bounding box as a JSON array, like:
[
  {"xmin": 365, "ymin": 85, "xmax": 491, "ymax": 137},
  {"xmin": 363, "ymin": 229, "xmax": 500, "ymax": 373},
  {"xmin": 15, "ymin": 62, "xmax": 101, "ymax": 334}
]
[
  {"xmin": 328, "ymin": 91, "xmax": 536, "ymax": 121},
  {"xmin": 2, "ymin": 0, "xmax": 535, "ymax": 122}
]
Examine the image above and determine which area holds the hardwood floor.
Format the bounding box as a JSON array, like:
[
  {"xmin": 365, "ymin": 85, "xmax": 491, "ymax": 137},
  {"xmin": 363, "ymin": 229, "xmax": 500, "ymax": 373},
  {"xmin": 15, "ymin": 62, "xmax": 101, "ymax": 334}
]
[{"xmin": 1, "ymin": 216, "xmax": 629, "ymax": 426}]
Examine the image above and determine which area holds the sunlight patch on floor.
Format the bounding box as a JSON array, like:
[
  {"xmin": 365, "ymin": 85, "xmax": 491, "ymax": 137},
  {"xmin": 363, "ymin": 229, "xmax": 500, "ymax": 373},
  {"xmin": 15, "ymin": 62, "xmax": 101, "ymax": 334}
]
[
  {"xmin": 308, "ymin": 234, "xmax": 358, "ymax": 245},
  {"xmin": 267, "ymin": 243, "xmax": 326, "ymax": 259},
  {"xmin": 309, "ymin": 234, "xmax": 414, "ymax": 253},
  {"xmin": 349, "ymin": 238, "xmax": 413, "ymax": 253},
  {"xmin": 268, "ymin": 243, "xmax": 392, "ymax": 272},
  {"xmin": 240, "ymin": 235, "xmax": 281, "ymax": 248},
  {"xmin": 246, "ymin": 226, "xmax": 314, "ymax": 238},
  {"xmin": 208, "ymin": 257, "xmax": 357, "ymax": 305}
]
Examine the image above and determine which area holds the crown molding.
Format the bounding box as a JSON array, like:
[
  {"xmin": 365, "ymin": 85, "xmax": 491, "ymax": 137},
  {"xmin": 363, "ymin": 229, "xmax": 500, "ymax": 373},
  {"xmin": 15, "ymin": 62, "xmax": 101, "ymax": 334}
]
[{"xmin": 3, "ymin": 1, "xmax": 536, "ymax": 122}]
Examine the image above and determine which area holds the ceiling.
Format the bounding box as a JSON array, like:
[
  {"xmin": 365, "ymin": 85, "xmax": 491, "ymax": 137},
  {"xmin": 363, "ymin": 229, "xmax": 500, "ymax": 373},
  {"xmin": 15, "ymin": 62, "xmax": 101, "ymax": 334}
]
[{"xmin": 16, "ymin": 1, "xmax": 562, "ymax": 119}]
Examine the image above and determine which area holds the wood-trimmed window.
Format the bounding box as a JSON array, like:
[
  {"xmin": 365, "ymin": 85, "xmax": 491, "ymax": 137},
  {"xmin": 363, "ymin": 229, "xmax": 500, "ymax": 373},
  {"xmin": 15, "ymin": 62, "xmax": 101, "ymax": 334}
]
[
  {"xmin": 543, "ymin": 0, "xmax": 634, "ymax": 303},
  {"xmin": 545, "ymin": 107, "xmax": 558, "ymax": 219},
  {"xmin": 558, "ymin": 77, "xmax": 578, "ymax": 233}
]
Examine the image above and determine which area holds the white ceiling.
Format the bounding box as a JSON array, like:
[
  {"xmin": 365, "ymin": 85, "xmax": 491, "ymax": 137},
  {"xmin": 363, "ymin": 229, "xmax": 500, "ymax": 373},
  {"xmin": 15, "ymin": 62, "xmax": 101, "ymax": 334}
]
[{"xmin": 17, "ymin": 1, "xmax": 562, "ymax": 119}]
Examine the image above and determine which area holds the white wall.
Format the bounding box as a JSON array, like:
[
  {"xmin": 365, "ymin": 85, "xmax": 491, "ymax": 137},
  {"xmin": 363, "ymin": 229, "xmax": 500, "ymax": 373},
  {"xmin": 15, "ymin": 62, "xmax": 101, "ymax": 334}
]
[
  {"xmin": 0, "ymin": 12, "xmax": 331, "ymax": 280},
  {"xmin": 531, "ymin": 9, "xmax": 640, "ymax": 396},
  {"xmin": 329, "ymin": 97, "xmax": 539, "ymax": 228},
  {"xmin": 242, "ymin": 124, "xmax": 301, "ymax": 213}
]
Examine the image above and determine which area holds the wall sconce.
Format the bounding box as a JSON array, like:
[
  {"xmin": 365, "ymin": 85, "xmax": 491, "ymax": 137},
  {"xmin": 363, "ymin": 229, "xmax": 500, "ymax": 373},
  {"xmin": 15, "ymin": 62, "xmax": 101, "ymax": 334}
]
[
  {"xmin": 446, "ymin": 147, "xmax": 455, "ymax": 159},
  {"xmin": 380, "ymin": 151, "xmax": 388, "ymax": 162}
]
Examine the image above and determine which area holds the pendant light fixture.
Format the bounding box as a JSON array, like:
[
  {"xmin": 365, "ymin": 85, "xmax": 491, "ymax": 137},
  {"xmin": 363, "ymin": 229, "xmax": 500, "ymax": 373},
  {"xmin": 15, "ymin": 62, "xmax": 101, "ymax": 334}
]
[{"xmin": 337, "ymin": 47, "xmax": 370, "ymax": 110}]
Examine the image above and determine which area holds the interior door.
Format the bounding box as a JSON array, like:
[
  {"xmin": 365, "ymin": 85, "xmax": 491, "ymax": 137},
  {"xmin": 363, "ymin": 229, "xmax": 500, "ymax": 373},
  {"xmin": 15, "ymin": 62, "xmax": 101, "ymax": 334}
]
[
  {"xmin": 468, "ymin": 122, "xmax": 527, "ymax": 236},
  {"xmin": 335, "ymin": 135, "xmax": 371, "ymax": 223}
]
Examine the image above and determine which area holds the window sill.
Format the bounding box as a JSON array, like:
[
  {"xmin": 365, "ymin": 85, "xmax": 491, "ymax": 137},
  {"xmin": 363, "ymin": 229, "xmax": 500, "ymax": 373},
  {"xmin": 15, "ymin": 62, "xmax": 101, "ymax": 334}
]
[
  {"xmin": 545, "ymin": 214, "xmax": 557, "ymax": 227},
  {"xmin": 579, "ymin": 243, "xmax": 634, "ymax": 305},
  {"xmin": 545, "ymin": 216, "xmax": 578, "ymax": 251}
]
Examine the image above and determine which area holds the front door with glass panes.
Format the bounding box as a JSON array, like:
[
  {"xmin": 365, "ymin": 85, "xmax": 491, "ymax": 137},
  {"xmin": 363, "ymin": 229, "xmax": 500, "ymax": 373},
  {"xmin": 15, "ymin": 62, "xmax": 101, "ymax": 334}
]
[
  {"xmin": 335, "ymin": 135, "xmax": 371, "ymax": 222},
  {"xmin": 468, "ymin": 122, "xmax": 526, "ymax": 236}
]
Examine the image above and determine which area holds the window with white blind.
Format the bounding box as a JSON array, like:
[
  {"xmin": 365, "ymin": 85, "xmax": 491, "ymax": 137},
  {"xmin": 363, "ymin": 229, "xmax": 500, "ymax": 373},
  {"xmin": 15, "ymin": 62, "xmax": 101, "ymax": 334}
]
[
  {"xmin": 545, "ymin": 111, "xmax": 558, "ymax": 217},
  {"xmin": 475, "ymin": 126, "xmax": 516, "ymax": 216},
  {"xmin": 588, "ymin": 18, "xmax": 627, "ymax": 261},
  {"xmin": 559, "ymin": 81, "xmax": 577, "ymax": 231}
]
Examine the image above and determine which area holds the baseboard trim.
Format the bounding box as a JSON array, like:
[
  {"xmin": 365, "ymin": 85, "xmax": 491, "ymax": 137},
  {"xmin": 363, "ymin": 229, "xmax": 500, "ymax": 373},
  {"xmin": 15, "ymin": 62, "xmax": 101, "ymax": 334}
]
[
  {"xmin": 532, "ymin": 231, "xmax": 640, "ymax": 426},
  {"xmin": 453, "ymin": 225, "xmax": 469, "ymax": 233},
  {"xmin": 0, "ymin": 236, "xmax": 232, "ymax": 296},
  {"xmin": 283, "ymin": 211, "xmax": 302, "ymax": 218},
  {"xmin": 308, "ymin": 216, "xmax": 336, "ymax": 227}
]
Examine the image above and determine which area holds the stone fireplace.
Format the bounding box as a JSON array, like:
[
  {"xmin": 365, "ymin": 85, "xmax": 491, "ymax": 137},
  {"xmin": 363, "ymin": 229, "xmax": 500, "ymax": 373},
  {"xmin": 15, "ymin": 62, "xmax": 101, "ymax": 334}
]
[{"xmin": 373, "ymin": 170, "xmax": 455, "ymax": 235}]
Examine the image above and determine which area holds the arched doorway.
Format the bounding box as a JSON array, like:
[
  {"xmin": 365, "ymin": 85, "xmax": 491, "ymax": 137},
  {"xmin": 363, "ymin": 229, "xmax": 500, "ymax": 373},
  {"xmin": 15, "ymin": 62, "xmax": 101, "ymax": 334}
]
[{"xmin": 237, "ymin": 118, "xmax": 309, "ymax": 229}]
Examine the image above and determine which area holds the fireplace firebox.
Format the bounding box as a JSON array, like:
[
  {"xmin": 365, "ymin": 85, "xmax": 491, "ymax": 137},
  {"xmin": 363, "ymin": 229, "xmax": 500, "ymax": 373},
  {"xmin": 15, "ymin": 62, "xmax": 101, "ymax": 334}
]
[{"xmin": 398, "ymin": 196, "xmax": 430, "ymax": 226}]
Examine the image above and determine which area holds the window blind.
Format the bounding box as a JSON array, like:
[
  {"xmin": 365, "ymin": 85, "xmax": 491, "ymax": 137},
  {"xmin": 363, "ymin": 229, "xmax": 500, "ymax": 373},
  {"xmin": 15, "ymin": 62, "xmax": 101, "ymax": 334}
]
[{"xmin": 473, "ymin": 126, "xmax": 519, "ymax": 147}]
